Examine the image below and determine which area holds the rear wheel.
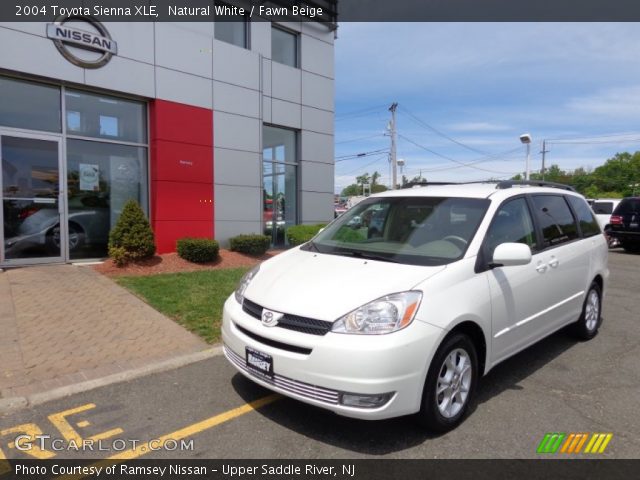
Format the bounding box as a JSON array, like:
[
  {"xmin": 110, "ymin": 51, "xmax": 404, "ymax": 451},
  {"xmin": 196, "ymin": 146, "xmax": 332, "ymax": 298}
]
[
  {"xmin": 417, "ymin": 333, "xmax": 478, "ymax": 432},
  {"xmin": 571, "ymin": 282, "xmax": 602, "ymax": 340}
]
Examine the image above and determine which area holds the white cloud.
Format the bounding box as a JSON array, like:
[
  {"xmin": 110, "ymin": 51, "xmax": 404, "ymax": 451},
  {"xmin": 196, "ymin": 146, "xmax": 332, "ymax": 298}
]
[{"xmin": 447, "ymin": 122, "xmax": 510, "ymax": 133}]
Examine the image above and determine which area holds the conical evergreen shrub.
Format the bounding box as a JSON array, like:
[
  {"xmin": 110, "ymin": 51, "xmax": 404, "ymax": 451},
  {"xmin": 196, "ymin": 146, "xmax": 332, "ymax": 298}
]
[{"xmin": 108, "ymin": 200, "xmax": 156, "ymax": 265}]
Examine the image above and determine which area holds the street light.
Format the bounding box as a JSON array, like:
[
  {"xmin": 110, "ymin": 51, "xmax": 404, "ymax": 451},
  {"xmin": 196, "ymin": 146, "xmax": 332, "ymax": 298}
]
[{"xmin": 519, "ymin": 133, "xmax": 532, "ymax": 181}]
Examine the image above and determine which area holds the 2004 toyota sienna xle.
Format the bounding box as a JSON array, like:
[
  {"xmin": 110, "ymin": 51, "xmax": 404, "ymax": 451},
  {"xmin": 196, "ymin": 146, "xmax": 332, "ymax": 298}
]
[{"xmin": 222, "ymin": 181, "xmax": 608, "ymax": 431}]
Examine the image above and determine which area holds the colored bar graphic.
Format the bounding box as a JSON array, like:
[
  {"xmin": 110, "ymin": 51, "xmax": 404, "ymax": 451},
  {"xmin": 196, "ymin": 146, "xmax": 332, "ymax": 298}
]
[{"xmin": 538, "ymin": 433, "xmax": 612, "ymax": 454}]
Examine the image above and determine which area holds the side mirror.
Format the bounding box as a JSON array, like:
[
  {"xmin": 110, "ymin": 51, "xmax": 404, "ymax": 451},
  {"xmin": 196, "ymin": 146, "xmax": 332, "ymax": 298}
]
[{"xmin": 491, "ymin": 242, "xmax": 532, "ymax": 267}]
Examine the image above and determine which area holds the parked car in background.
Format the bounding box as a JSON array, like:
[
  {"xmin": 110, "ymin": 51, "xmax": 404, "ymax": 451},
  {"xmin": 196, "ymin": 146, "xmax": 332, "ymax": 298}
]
[
  {"xmin": 591, "ymin": 199, "xmax": 622, "ymax": 247},
  {"xmin": 222, "ymin": 181, "xmax": 608, "ymax": 432},
  {"xmin": 605, "ymin": 197, "xmax": 640, "ymax": 252}
]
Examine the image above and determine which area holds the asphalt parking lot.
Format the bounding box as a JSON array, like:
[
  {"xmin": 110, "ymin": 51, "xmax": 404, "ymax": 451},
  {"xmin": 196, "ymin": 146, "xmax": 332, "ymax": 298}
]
[{"xmin": 1, "ymin": 250, "xmax": 639, "ymax": 460}]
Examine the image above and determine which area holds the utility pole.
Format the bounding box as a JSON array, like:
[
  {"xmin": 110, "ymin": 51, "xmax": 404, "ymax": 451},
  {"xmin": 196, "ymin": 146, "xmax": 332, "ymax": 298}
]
[
  {"xmin": 540, "ymin": 140, "xmax": 550, "ymax": 180},
  {"xmin": 389, "ymin": 102, "xmax": 398, "ymax": 189}
]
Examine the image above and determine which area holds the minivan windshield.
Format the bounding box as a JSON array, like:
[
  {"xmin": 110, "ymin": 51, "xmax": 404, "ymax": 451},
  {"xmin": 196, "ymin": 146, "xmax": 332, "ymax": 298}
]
[{"xmin": 303, "ymin": 196, "xmax": 490, "ymax": 266}]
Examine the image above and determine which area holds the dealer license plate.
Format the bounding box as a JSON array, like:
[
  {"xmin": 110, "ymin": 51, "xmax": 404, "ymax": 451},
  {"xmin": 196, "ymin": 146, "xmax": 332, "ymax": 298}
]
[{"xmin": 246, "ymin": 347, "xmax": 273, "ymax": 378}]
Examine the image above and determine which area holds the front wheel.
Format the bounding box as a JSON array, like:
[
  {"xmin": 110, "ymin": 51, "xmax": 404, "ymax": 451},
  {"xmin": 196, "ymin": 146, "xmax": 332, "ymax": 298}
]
[
  {"xmin": 571, "ymin": 282, "xmax": 602, "ymax": 340},
  {"xmin": 417, "ymin": 333, "xmax": 478, "ymax": 432}
]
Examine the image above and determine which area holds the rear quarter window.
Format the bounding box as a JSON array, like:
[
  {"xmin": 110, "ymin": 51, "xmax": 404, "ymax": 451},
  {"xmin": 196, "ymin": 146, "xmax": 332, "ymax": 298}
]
[
  {"xmin": 531, "ymin": 195, "xmax": 579, "ymax": 247},
  {"xmin": 614, "ymin": 198, "xmax": 640, "ymax": 215},
  {"xmin": 567, "ymin": 196, "xmax": 601, "ymax": 237}
]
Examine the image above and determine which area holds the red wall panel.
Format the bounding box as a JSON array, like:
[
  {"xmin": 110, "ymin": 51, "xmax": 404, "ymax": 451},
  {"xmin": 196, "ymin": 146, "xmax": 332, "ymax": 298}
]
[
  {"xmin": 149, "ymin": 99, "xmax": 214, "ymax": 253},
  {"xmin": 149, "ymin": 100, "xmax": 213, "ymax": 146},
  {"xmin": 153, "ymin": 181, "xmax": 213, "ymax": 222},
  {"xmin": 151, "ymin": 140, "xmax": 213, "ymax": 183},
  {"xmin": 154, "ymin": 221, "xmax": 214, "ymax": 255}
]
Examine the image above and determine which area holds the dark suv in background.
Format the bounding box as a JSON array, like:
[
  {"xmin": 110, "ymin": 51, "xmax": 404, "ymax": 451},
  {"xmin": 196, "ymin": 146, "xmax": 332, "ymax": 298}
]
[{"xmin": 606, "ymin": 197, "xmax": 640, "ymax": 252}]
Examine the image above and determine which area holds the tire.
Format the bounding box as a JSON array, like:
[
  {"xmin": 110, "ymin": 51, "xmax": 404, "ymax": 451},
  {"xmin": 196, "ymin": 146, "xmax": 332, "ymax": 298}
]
[
  {"xmin": 571, "ymin": 282, "xmax": 602, "ymax": 341},
  {"xmin": 46, "ymin": 223, "xmax": 85, "ymax": 255},
  {"xmin": 417, "ymin": 333, "xmax": 478, "ymax": 432}
]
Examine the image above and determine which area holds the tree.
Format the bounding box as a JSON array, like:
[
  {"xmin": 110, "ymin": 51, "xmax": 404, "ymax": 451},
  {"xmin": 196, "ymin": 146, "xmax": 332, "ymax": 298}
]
[{"xmin": 341, "ymin": 170, "xmax": 388, "ymax": 196}]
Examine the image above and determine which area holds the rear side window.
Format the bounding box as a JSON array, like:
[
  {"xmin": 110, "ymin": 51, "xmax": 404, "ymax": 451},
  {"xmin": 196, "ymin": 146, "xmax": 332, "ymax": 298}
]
[
  {"xmin": 615, "ymin": 198, "xmax": 640, "ymax": 215},
  {"xmin": 567, "ymin": 196, "xmax": 601, "ymax": 237},
  {"xmin": 592, "ymin": 201, "xmax": 613, "ymax": 215},
  {"xmin": 531, "ymin": 195, "xmax": 579, "ymax": 247}
]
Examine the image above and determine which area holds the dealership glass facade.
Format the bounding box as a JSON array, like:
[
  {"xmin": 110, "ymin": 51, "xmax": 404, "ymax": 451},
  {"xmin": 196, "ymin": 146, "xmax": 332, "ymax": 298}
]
[
  {"xmin": 0, "ymin": 75, "xmax": 148, "ymax": 265},
  {"xmin": 263, "ymin": 125, "xmax": 298, "ymax": 246}
]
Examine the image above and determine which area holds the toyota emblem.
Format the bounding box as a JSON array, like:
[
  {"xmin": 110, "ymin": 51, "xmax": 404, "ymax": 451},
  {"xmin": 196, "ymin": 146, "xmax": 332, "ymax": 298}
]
[{"xmin": 261, "ymin": 309, "xmax": 283, "ymax": 327}]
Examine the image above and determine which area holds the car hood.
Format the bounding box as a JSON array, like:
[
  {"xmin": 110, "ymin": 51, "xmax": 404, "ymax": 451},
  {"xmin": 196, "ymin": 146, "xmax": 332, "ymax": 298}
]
[{"xmin": 243, "ymin": 247, "xmax": 445, "ymax": 322}]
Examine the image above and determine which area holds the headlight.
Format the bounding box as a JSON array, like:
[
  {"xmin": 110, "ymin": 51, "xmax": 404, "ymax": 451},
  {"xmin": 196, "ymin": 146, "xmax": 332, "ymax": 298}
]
[
  {"xmin": 234, "ymin": 265, "xmax": 260, "ymax": 304},
  {"xmin": 332, "ymin": 291, "xmax": 422, "ymax": 335}
]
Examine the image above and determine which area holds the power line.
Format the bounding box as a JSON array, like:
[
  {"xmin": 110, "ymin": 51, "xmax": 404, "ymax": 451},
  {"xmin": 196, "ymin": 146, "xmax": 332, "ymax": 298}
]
[
  {"xmin": 335, "ymin": 133, "xmax": 385, "ymax": 145},
  {"xmin": 335, "ymin": 148, "xmax": 390, "ymax": 162},
  {"xmin": 398, "ymin": 134, "xmax": 519, "ymax": 175},
  {"xmin": 335, "ymin": 105, "xmax": 388, "ymax": 121},
  {"xmin": 337, "ymin": 154, "xmax": 389, "ymax": 176},
  {"xmin": 398, "ymin": 106, "xmax": 493, "ymax": 156}
]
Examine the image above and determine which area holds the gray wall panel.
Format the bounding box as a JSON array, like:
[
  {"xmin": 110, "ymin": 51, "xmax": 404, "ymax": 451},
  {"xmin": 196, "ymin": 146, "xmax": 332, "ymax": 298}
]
[
  {"xmin": 302, "ymin": 71, "xmax": 334, "ymax": 111},
  {"xmin": 271, "ymin": 61, "xmax": 301, "ymax": 103},
  {"xmin": 301, "ymin": 161, "xmax": 334, "ymax": 193},
  {"xmin": 301, "ymin": 35, "xmax": 334, "ymax": 79},
  {"xmin": 155, "ymin": 67, "xmax": 212, "ymax": 109},
  {"xmin": 155, "ymin": 23, "xmax": 213, "ymax": 78},
  {"xmin": 215, "ymin": 220, "xmax": 264, "ymax": 246},
  {"xmin": 212, "ymin": 39, "xmax": 260, "ymax": 90},
  {"xmin": 214, "ymin": 111, "xmax": 261, "ymax": 152},
  {"xmin": 85, "ymin": 56, "xmax": 155, "ymax": 98},
  {"xmin": 301, "ymin": 131, "xmax": 334, "ymax": 164},
  {"xmin": 302, "ymin": 106, "xmax": 334, "ymax": 135},
  {"xmin": 271, "ymin": 99, "xmax": 301, "ymax": 129},
  {"xmin": 104, "ymin": 22, "xmax": 154, "ymax": 64},
  {"xmin": 213, "ymin": 81, "xmax": 260, "ymax": 118},
  {"xmin": 301, "ymin": 191, "xmax": 334, "ymax": 223},
  {"xmin": 215, "ymin": 184, "xmax": 261, "ymax": 222},
  {"xmin": 0, "ymin": 27, "xmax": 84, "ymax": 83},
  {"xmin": 214, "ymin": 148, "xmax": 261, "ymax": 188}
]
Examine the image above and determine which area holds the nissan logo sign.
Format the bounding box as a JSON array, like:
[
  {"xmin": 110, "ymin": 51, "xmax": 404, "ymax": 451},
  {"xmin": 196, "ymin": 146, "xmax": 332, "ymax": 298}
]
[{"xmin": 46, "ymin": 16, "xmax": 117, "ymax": 69}]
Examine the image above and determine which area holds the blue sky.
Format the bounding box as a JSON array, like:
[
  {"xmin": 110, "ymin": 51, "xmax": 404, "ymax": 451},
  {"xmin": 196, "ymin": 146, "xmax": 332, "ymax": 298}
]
[{"xmin": 334, "ymin": 23, "xmax": 640, "ymax": 193}]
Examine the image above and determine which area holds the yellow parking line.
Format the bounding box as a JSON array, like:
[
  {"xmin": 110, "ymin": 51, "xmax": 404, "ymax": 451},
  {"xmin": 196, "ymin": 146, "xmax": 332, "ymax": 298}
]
[
  {"xmin": 56, "ymin": 394, "xmax": 280, "ymax": 480},
  {"xmin": 109, "ymin": 393, "xmax": 280, "ymax": 460}
]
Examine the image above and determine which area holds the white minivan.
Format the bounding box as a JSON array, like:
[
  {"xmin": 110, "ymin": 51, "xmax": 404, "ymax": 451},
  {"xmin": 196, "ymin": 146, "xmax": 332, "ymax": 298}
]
[{"xmin": 222, "ymin": 181, "xmax": 608, "ymax": 431}]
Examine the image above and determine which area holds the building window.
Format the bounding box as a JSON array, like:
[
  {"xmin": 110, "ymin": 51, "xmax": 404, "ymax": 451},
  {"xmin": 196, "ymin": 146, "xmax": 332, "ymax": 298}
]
[
  {"xmin": 214, "ymin": 2, "xmax": 249, "ymax": 48},
  {"xmin": 272, "ymin": 25, "xmax": 298, "ymax": 68},
  {"xmin": 0, "ymin": 76, "xmax": 61, "ymax": 132},
  {"xmin": 263, "ymin": 126, "xmax": 298, "ymax": 246},
  {"xmin": 65, "ymin": 89, "xmax": 147, "ymax": 144},
  {"xmin": 66, "ymin": 139, "xmax": 148, "ymax": 260}
]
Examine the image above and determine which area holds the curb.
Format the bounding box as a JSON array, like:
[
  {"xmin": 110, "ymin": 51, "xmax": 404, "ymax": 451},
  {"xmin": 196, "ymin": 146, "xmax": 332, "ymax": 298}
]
[{"xmin": 0, "ymin": 346, "xmax": 224, "ymax": 415}]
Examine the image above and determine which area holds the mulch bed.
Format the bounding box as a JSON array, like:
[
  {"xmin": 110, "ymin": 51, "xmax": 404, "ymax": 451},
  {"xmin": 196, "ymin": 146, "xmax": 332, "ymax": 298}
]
[{"xmin": 93, "ymin": 249, "xmax": 278, "ymax": 277}]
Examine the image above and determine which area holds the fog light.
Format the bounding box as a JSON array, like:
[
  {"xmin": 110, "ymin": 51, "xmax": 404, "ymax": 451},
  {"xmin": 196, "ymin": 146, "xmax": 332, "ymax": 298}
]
[{"xmin": 339, "ymin": 392, "xmax": 394, "ymax": 408}]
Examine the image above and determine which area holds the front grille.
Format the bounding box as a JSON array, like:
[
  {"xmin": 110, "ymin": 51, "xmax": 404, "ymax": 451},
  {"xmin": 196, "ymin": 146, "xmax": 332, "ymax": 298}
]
[
  {"xmin": 235, "ymin": 324, "xmax": 312, "ymax": 355},
  {"xmin": 224, "ymin": 346, "xmax": 340, "ymax": 405},
  {"xmin": 242, "ymin": 299, "xmax": 333, "ymax": 336}
]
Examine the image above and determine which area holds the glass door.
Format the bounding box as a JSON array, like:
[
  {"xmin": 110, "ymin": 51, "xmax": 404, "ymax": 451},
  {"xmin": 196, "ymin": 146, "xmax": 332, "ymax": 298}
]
[{"xmin": 1, "ymin": 132, "xmax": 64, "ymax": 265}]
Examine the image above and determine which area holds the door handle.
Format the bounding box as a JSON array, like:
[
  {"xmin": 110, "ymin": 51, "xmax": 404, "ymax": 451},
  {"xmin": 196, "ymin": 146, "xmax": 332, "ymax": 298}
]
[
  {"xmin": 536, "ymin": 262, "xmax": 547, "ymax": 273},
  {"xmin": 548, "ymin": 258, "xmax": 559, "ymax": 268}
]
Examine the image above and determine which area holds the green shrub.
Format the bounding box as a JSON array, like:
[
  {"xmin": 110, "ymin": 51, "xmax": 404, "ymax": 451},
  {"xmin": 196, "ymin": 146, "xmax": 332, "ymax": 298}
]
[
  {"xmin": 229, "ymin": 234, "xmax": 271, "ymax": 255},
  {"xmin": 287, "ymin": 223, "xmax": 327, "ymax": 246},
  {"xmin": 108, "ymin": 200, "xmax": 156, "ymax": 265},
  {"xmin": 108, "ymin": 246, "xmax": 128, "ymax": 267},
  {"xmin": 177, "ymin": 238, "xmax": 220, "ymax": 263}
]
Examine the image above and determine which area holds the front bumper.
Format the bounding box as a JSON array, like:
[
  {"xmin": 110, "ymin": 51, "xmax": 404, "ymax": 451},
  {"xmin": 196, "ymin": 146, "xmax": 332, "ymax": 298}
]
[{"xmin": 221, "ymin": 295, "xmax": 444, "ymax": 420}]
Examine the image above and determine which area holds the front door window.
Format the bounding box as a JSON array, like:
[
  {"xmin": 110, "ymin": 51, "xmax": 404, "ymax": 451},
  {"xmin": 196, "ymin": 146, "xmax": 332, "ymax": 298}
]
[{"xmin": 1, "ymin": 135, "xmax": 63, "ymax": 262}]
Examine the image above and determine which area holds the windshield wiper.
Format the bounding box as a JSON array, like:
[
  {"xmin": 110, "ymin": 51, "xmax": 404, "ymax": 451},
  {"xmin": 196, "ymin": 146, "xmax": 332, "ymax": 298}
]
[{"xmin": 334, "ymin": 250, "xmax": 399, "ymax": 263}]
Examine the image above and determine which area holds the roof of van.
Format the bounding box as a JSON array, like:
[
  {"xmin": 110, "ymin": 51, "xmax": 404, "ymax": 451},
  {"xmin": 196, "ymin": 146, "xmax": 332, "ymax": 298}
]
[{"xmin": 372, "ymin": 182, "xmax": 583, "ymax": 200}]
